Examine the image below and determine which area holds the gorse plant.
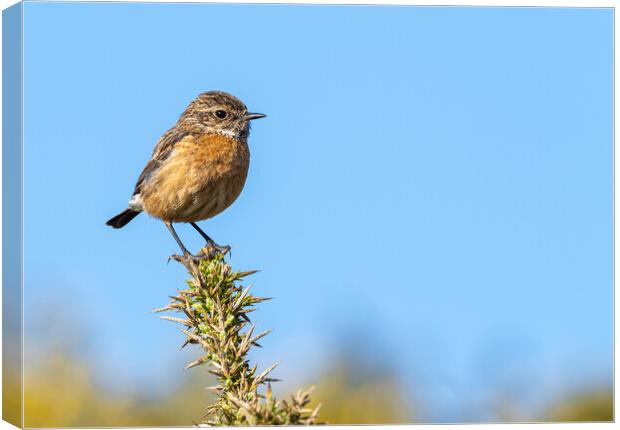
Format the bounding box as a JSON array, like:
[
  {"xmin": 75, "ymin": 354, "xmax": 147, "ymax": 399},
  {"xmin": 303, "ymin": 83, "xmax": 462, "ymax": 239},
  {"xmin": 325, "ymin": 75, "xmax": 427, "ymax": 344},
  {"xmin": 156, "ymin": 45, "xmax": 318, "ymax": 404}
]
[{"xmin": 155, "ymin": 247, "xmax": 320, "ymax": 425}]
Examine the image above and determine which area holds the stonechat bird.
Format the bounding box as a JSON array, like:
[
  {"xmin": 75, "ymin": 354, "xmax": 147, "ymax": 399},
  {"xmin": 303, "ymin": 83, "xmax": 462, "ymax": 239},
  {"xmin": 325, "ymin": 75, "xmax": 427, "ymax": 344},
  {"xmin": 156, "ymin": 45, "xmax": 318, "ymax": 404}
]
[{"xmin": 106, "ymin": 91, "xmax": 265, "ymax": 260}]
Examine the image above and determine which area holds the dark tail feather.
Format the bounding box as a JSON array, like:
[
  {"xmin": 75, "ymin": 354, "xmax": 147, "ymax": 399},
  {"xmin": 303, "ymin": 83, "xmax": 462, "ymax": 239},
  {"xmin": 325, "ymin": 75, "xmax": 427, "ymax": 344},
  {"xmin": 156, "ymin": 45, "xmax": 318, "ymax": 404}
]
[{"xmin": 106, "ymin": 209, "xmax": 140, "ymax": 229}]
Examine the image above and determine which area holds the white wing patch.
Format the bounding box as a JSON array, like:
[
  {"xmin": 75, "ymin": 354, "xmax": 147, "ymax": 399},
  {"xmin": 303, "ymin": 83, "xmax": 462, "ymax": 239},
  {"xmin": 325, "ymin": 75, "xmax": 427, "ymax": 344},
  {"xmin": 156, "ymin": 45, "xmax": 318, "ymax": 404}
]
[{"xmin": 128, "ymin": 194, "xmax": 144, "ymax": 211}]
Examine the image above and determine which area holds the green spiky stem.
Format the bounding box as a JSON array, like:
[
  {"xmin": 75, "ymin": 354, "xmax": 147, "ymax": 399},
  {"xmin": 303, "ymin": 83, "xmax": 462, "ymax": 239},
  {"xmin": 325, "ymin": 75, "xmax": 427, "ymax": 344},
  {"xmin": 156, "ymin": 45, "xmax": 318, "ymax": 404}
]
[{"xmin": 155, "ymin": 245, "xmax": 320, "ymax": 425}]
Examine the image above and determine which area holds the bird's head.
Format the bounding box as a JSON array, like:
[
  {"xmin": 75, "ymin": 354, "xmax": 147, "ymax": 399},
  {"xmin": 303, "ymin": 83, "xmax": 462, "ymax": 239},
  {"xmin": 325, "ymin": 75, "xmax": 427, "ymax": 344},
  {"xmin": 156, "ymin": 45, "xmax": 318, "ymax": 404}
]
[{"xmin": 178, "ymin": 91, "xmax": 265, "ymax": 139}]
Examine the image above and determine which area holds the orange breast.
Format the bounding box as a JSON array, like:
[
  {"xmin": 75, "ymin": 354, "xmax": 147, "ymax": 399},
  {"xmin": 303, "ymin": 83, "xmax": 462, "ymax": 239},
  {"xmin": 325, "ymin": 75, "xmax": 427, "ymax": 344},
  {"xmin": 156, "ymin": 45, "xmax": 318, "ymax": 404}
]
[{"xmin": 140, "ymin": 134, "xmax": 250, "ymax": 222}]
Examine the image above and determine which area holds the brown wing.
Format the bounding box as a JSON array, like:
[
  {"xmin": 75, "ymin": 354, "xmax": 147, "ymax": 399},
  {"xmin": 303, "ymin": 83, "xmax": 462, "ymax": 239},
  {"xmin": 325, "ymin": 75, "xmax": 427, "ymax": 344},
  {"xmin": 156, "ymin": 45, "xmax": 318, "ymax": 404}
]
[{"xmin": 133, "ymin": 127, "xmax": 192, "ymax": 195}]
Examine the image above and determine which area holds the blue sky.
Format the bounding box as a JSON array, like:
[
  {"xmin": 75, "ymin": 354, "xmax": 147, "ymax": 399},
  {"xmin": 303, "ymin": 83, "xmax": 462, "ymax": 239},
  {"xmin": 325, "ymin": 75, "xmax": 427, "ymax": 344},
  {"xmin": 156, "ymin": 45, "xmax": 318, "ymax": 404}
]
[{"xmin": 22, "ymin": 3, "xmax": 612, "ymax": 422}]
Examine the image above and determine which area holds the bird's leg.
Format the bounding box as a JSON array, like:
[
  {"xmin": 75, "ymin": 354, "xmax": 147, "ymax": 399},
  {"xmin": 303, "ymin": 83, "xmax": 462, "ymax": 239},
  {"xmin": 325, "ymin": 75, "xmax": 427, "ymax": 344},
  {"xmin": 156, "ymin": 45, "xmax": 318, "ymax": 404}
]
[
  {"xmin": 190, "ymin": 222, "xmax": 231, "ymax": 256},
  {"xmin": 165, "ymin": 221, "xmax": 210, "ymax": 263}
]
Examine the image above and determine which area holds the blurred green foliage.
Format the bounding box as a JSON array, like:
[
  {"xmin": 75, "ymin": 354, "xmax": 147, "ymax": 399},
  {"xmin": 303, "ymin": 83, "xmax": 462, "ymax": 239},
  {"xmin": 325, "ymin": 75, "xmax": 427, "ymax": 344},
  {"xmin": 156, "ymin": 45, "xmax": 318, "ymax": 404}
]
[
  {"xmin": 21, "ymin": 349, "xmax": 613, "ymax": 426},
  {"xmin": 22, "ymin": 349, "xmax": 412, "ymax": 427},
  {"xmin": 3, "ymin": 363, "xmax": 22, "ymax": 426},
  {"xmin": 300, "ymin": 347, "xmax": 414, "ymax": 424},
  {"xmin": 310, "ymin": 366, "xmax": 413, "ymax": 424},
  {"xmin": 24, "ymin": 351, "xmax": 215, "ymax": 427},
  {"xmin": 544, "ymin": 388, "xmax": 613, "ymax": 422}
]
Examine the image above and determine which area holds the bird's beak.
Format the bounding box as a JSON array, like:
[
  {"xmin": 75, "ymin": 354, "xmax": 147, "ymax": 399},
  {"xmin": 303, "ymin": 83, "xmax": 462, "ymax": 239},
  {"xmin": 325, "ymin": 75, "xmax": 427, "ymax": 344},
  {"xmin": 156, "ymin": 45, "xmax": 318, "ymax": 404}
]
[{"xmin": 244, "ymin": 112, "xmax": 266, "ymax": 121}]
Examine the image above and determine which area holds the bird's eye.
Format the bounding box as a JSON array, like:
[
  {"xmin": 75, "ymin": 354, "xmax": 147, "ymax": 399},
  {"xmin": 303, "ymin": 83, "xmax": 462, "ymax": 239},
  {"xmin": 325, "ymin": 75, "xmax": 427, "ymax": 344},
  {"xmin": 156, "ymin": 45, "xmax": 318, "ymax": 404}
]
[{"xmin": 214, "ymin": 110, "xmax": 228, "ymax": 119}]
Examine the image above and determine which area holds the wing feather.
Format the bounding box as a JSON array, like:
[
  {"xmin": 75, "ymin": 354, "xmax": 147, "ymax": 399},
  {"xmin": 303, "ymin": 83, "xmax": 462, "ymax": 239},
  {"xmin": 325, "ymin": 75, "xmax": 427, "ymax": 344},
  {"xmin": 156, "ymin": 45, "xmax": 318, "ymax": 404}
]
[{"xmin": 133, "ymin": 127, "xmax": 192, "ymax": 195}]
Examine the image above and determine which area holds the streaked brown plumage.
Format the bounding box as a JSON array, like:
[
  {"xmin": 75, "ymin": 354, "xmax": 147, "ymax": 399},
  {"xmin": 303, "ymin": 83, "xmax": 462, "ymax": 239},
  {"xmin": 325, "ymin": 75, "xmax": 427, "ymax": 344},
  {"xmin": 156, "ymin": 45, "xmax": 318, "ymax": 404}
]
[{"xmin": 106, "ymin": 91, "xmax": 265, "ymax": 259}]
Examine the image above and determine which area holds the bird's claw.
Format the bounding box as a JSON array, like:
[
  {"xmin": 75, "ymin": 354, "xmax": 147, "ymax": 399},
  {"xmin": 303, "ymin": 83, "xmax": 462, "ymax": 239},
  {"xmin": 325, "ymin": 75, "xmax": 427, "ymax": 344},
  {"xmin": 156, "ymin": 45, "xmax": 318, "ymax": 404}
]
[
  {"xmin": 205, "ymin": 241, "xmax": 231, "ymax": 257},
  {"xmin": 168, "ymin": 243, "xmax": 230, "ymax": 265},
  {"xmin": 168, "ymin": 253, "xmax": 211, "ymax": 265}
]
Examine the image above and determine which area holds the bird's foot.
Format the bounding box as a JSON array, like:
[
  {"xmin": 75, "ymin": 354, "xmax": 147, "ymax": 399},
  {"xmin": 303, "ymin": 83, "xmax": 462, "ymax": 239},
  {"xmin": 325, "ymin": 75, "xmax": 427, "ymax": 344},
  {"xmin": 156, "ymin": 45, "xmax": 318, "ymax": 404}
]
[
  {"xmin": 168, "ymin": 252, "xmax": 211, "ymax": 265},
  {"xmin": 168, "ymin": 242, "xmax": 230, "ymax": 265},
  {"xmin": 204, "ymin": 240, "xmax": 231, "ymax": 257}
]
